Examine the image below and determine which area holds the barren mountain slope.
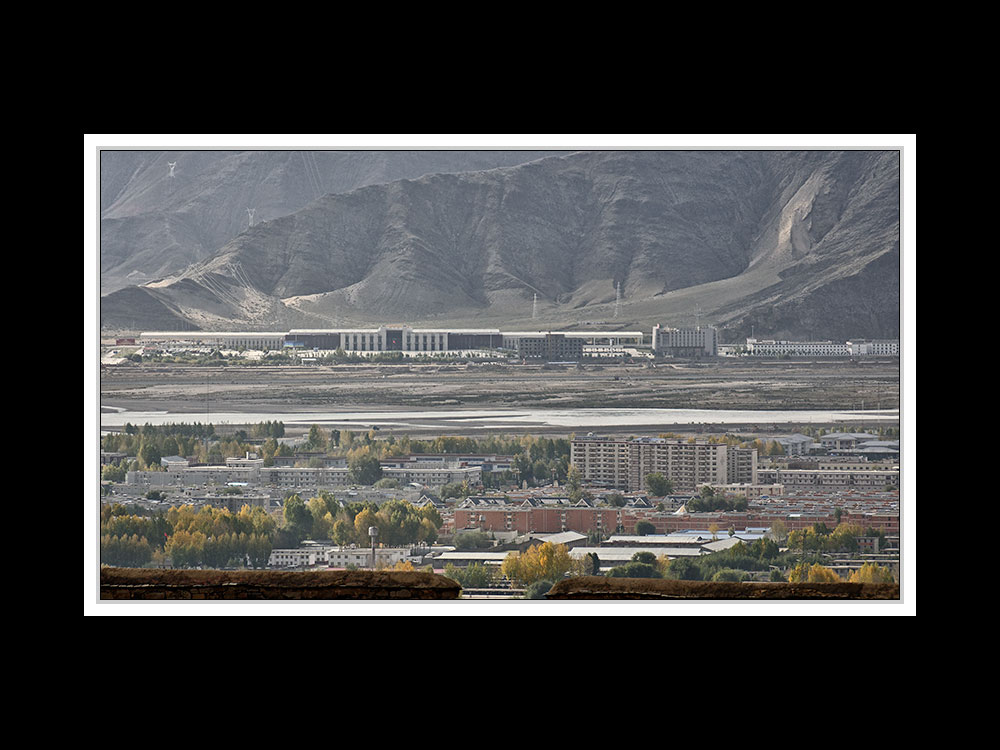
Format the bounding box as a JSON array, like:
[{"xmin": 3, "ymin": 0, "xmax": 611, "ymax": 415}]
[
  {"xmin": 99, "ymin": 150, "xmax": 561, "ymax": 294},
  {"xmin": 100, "ymin": 150, "xmax": 900, "ymax": 340}
]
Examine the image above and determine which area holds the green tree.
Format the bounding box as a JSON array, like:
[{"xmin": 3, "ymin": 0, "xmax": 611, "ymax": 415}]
[
  {"xmin": 631, "ymin": 551, "xmax": 658, "ymax": 565},
  {"xmin": 665, "ymin": 556, "xmax": 702, "ymax": 581},
  {"xmin": 645, "ymin": 472, "xmax": 673, "ymax": 497},
  {"xmin": 443, "ymin": 562, "xmax": 496, "ymax": 589},
  {"xmin": 332, "ymin": 518, "xmax": 355, "ymax": 547},
  {"xmin": 282, "ymin": 494, "xmax": 312, "ymax": 543},
  {"xmin": 532, "ymin": 460, "xmax": 551, "ymax": 483},
  {"xmin": 348, "ymin": 452, "xmax": 383, "ymax": 485},
  {"xmin": 246, "ymin": 533, "xmax": 272, "ymax": 569},
  {"xmin": 607, "ymin": 561, "xmax": 661, "ymax": 578},
  {"xmin": 453, "ymin": 530, "xmax": 493, "ymax": 550},
  {"xmin": 565, "ymin": 465, "xmax": 583, "ymax": 500},
  {"xmin": 417, "ymin": 518, "xmax": 439, "ymax": 545},
  {"xmin": 139, "ymin": 443, "xmax": 162, "ymax": 469},
  {"xmin": 635, "ymin": 521, "xmax": 656, "ymax": 536},
  {"xmin": 307, "ymin": 496, "xmax": 334, "ymax": 539},
  {"xmin": 523, "ymin": 580, "xmax": 555, "ymax": 599},
  {"xmin": 307, "ymin": 425, "xmax": 328, "ymax": 451},
  {"xmin": 101, "ymin": 463, "xmax": 127, "ymax": 482}
]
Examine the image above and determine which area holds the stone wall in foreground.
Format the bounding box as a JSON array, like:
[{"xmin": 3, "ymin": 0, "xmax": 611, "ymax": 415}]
[
  {"xmin": 99, "ymin": 569, "xmax": 900, "ymax": 601},
  {"xmin": 546, "ymin": 576, "xmax": 899, "ymax": 600},
  {"xmin": 100, "ymin": 568, "xmax": 462, "ymax": 600}
]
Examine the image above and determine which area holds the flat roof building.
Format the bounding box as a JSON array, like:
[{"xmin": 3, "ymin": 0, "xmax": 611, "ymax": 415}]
[
  {"xmin": 652, "ymin": 325, "xmax": 718, "ymax": 357},
  {"xmin": 571, "ymin": 435, "xmax": 758, "ymax": 493},
  {"xmin": 140, "ymin": 327, "xmax": 645, "ymax": 356}
]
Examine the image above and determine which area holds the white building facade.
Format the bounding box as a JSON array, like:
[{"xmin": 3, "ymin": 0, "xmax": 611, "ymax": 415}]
[
  {"xmin": 652, "ymin": 325, "xmax": 718, "ymax": 356},
  {"xmin": 743, "ymin": 338, "xmax": 900, "ymax": 357}
]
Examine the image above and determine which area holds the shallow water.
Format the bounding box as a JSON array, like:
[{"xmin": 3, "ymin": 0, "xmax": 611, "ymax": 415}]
[{"xmin": 99, "ymin": 406, "xmax": 899, "ymax": 431}]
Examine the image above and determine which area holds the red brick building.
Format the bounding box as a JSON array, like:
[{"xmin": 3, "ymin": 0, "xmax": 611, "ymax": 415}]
[{"xmin": 453, "ymin": 504, "xmax": 898, "ymax": 536}]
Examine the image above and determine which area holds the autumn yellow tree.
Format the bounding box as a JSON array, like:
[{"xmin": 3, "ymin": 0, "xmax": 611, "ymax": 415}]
[
  {"xmin": 501, "ymin": 542, "xmax": 580, "ymax": 586},
  {"xmin": 353, "ymin": 507, "xmax": 377, "ymax": 541},
  {"xmin": 848, "ymin": 562, "xmax": 895, "ymax": 584},
  {"xmin": 656, "ymin": 554, "xmax": 671, "ymax": 577},
  {"xmin": 787, "ymin": 562, "xmax": 841, "ymax": 583}
]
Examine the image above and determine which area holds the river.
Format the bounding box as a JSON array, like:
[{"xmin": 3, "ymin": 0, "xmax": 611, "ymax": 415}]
[{"xmin": 99, "ymin": 406, "xmax": 899, "ymax": 433}]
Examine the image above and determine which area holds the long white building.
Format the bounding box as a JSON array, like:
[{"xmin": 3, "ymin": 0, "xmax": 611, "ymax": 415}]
[
  {"xmin": 139, "ymin": 327, "xmax": 645, "ymax": 354},
  {"xmin": 269, "ymin": 545, "xmax": 414, "ymax": 570},
  {"xmin": 742, "ymin": 338, "xmax": 900, "ymax": 357},
  {"xmin": 139, "ymin": 331, "xmax": 287, "ymax": 350},
  {"xmin": 125, "ymin": 457, "xmax": 481, "ymax": 490}
]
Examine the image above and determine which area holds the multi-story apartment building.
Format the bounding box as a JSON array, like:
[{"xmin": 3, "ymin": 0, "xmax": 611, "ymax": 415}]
[
  {"xmin": 652, "ymin": 325, "xmax": 718, "ymax": 357},
  {"xmin": 744, "ymin": 338, "xmax": 849, "ymax": 357},
  {"xmin": 570, "ymin": 437, "xmax": 632, "ymax": 489},
  {"xmin": 382, "ymin": 464, "xmax": 482, "ymax": 486},
  {"xmin": 755, "ymin": 467, "xmax": 899, "ymax": 490},
  {"xmin": 505, "ymin": 332, "xmax": 584, "ymax": 361},
  {"xmin": 571, "ymin": 436, "xmax": 757, "ymax": 493},
  {"xmin": 741, "ymin": 338, "xmax": 900, "ymax": 358},
  {"xmin": 126, "ymin": 459, "xmax": 481, "ymax": 490}
]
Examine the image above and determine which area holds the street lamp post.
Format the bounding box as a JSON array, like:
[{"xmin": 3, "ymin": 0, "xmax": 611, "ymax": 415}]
[{"xmin": 368, "ymin": 525, "xmax": 379, "ymax": 570}]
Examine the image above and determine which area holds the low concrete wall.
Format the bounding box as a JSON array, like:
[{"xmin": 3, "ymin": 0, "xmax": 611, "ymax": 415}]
[
  {"xmin": 100, "ymin": 568, "xmax": 462, "ymax": 600},
  {"xmin": 546, "ymin": 576, "xmax": 899, "ymax": 600}
]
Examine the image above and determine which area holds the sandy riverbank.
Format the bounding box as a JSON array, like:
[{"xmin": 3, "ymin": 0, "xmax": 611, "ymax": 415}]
[{"xmin": 99, "ymin": 359, "xmax": 901, "ymax": 436}]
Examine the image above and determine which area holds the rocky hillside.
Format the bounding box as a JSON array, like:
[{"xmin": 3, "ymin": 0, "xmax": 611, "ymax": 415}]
[
  {"xmin": 99, "ymin": 150, "xmax": 560, "ymax": 295},
  {"xmin": 100, "ymin": 150, "xmax": 901, "ymax": 341}
]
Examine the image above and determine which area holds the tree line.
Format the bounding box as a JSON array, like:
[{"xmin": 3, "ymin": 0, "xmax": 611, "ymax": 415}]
[
  {"xmin": 101, "ymin": 421, "xmax": 291, "ymax": 474},
  {"xmin": 102, "ymin": 422, "xmax": 574, "ymax": 492},
  {"xmin": 486, "ymin": 536, "xmax": 896, "ymax": 594},
  {"xmin": 100, "ymin": 489, "xmax": 447, "ymax": 570},
  {"xmin": 684, "ymin": 486, "xmax": 750, "ymax": 513},
  {"xmin": 99, "ymin": 502, "xmax": 277, "ymax": 569},
  {"xmin": 278, "ymin": 494, "xmax": 443, "ymax": 550}
]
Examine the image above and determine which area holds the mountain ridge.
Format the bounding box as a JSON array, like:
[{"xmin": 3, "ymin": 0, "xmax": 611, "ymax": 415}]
[{"xmin": 100, "ymin": 149, "xmax": 900, "ymax": 341}]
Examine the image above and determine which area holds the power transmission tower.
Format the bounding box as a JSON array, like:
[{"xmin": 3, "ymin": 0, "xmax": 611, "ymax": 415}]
[{"xmin": 247, "ymin": 207, "xmax": 256, "ymax": 228}]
